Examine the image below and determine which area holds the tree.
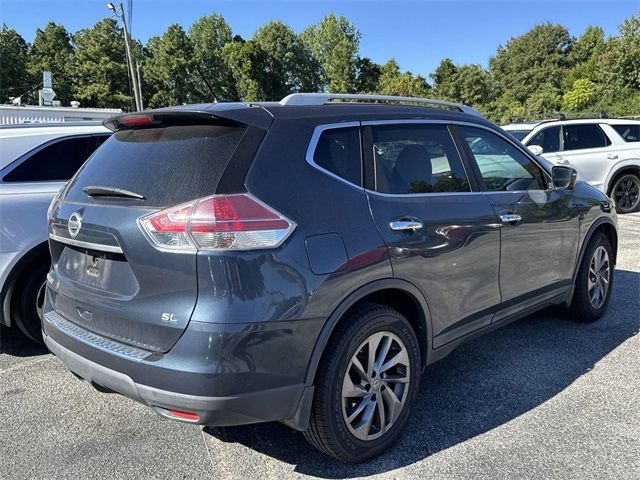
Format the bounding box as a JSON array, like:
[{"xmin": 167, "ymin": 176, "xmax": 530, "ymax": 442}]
[
  {"xmin": 27, "ymin": 22, "xmax": 75, "ymax": 105},
  {"xmin": 378, "ymin": 59, "xmax": 430, "ymax": 97},
  {"xmin": 301, "ymin": 14, "xmax": 360, "ymax": 93},
  {"xmin": 189, "ymin": 14, "xmax": 238, "ymax": 101},
  {"xmin": 73, "ymin": 18, "xmax": 132, "ymax": 109},
  {"xmin": 143, "ymin": 24, "xmax": 196, "ymax": 108},
  {"xmin": 0, "ymin": 24, "xmax": 30, "ymax": 103},
  {"xmin": 490, "ymin": 23, "xmax": 572, "ymax": 119},
  {"xmin": 253, "ymin": 20, "xmax": 321, "ymax": 98},
  {"xmin": 562, "ymin": 78, "xmax": 598, "ymax": 111},
  {"xmin": 355, "ymin": 57, "xmax": 381, "ymax": 93},
  {"xmin": 431, "ymin": 58, "xmax": 458, "ymax": 99},
  {"xmin": 606, "ymin": 13, "xmax": 640, "ymax": 89},
  {"xmin": 222, "ymin": 39, "xmax": 272, "ymax": 101}
]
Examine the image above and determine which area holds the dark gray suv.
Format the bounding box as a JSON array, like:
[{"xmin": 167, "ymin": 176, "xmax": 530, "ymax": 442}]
[{"xmin": 43, "ymin": 94, "xmax": 618, "ymax": 462}]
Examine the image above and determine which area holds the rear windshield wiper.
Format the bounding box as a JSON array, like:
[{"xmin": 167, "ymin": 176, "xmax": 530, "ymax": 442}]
[{"xmin": 83, "ymin": 185, "xmax": 145, "ymax": 200}]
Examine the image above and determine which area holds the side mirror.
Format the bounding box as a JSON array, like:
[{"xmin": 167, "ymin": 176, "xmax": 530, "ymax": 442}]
[
  {"xmin": 527, "ymin": 145, "xmax": 544, "ymax": 156},
  {"xmin": 552, "ymin": 166, "xmax": 577, "ymax": 190}
]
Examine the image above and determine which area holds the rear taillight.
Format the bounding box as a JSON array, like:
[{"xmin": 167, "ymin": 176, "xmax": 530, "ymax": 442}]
[{"xmin": 139, "ymin": 193, "xmax": 295, "ymax": 252}]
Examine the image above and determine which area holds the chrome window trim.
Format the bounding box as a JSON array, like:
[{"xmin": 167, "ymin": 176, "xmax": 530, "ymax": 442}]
[
  {"xmin": 306, "ymin": 119, "xmax": 551, "ymax": 195},
  {"xmin": 305, "ymin": 121, "xmax": 364, "ymax": 191},
  {"xmin": 49, "ymin": 233, "xmax": 123, "ymax": 254}
]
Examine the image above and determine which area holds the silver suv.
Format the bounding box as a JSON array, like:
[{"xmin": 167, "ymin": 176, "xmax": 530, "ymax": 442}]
[{"xmin": 0, "ymin": 123, "xmax": 110, "ymax": 341}]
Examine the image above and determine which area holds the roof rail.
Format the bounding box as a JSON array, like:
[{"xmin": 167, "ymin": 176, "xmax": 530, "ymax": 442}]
[{"xmin": 279, "ymin": 93, "xmax": 484, "ymax": 118}]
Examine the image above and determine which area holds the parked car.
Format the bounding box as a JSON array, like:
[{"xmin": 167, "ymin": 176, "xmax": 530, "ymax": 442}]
[
  {"xmin": 43, "ymin": 94, "xmax": 617, "ymax": 462},
  {"xmin": 0, "ymin": 122, "xmax": 111, "ymax": 341},
  {"xmin": 503, "ymin": 118, "xmax": 640, "ymax": 213}
]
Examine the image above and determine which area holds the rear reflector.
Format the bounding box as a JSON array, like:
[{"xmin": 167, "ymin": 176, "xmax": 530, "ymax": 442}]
[
  {"xmin": 167, "ymin": 409, "xmax": 200, "ymax": 422},
  {"xmin": 139, "ymin": 193, "xmax": 295, "ymax": 252}
]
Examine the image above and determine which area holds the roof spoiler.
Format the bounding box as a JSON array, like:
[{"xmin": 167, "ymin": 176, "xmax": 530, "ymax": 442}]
[{"xmin": 102, "ymin": 110, "xmax": 244, "ymax": 132}]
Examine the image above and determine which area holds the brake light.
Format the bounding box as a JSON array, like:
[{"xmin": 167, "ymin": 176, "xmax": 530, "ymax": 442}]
[
  {"xmin": 139, "ymin": 194, "xmax": 295, "ymax": 251},
  {"xmin": 119, "ymin": 114, "xmax": 155, "ymax": 127}
]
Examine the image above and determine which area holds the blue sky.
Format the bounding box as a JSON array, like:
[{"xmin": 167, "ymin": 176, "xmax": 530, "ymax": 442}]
[{"xmin": 1, "ymin": 0, "xmax": 638, "ymax": 78}]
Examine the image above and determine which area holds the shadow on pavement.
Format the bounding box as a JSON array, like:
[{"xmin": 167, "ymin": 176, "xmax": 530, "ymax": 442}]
[
  {"xmin": 204, "ymin": 269, "xmax": 640, "ymax": 478},
  {"xmin": 0, "ymin": 324, "xmax": 48, "ymax": 357}
]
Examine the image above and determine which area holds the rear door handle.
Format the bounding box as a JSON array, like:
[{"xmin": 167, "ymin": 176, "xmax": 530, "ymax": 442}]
[
  {"xmin": 500, "ymin": 213, "xmax": 522, "ymax": 225},
  {"xmin": 607, "ymin": 154, "xmax": 618, "ymax": 160},
  {"xmin": 389, "ymin": 219, "xmax": 423, "ymax": 232}
]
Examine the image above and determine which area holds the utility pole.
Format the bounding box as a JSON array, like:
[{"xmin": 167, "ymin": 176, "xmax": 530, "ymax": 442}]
[{"xmin": 107, "ymin": 2, "xmax": 142, "ymax": 111}]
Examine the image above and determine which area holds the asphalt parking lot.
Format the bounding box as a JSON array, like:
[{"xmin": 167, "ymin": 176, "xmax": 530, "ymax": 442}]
[{"xmin": 1, "ymin": 215, "xmax": 639, "ymax": 480}]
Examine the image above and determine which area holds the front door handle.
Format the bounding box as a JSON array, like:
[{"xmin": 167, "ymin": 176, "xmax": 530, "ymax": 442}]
[
  {"xmin": 389, "ymin": 219, "xmax": 423, "ymax": 232},
  {"xmin": 500, "ymin": 212, "xmax": 522, "ymax": 225},
  {"xmin": 607, "ymin": 154, "xmax": 618, "ymax": 160}
]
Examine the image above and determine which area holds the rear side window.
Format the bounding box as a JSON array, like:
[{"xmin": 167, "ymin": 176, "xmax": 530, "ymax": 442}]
[
  {"xmin": 612, "ymin": 124, "xmax": 640, "ymax": 142},
  {"xmin": 312, "ymin": 127, "xmax": 361, "ymax": 185},
  {"xmin": 527, "ymin": 126, "xmax": 561, "ymax": 153},
  {"xmin": 3, "ymin": 135, "xmax": 101, "ymax": 182},
  {"xmin": 64, "ymin": 125, "xmax": 246, "ymax": 207},
  {"xmin": 562, "ymin": 124, "xmax": 611, "ymax": 151},
  {"xmin": 371, "ymin": 124, "xmax": 470, "ymax": 194}
]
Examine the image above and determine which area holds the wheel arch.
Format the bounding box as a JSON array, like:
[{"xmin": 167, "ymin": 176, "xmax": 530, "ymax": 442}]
[
  {"xmin": 303, "ymin": 278, "xmax": 432, "ymax": 386},
  {"xmin": 1, "ymin": 241, "xmax": 50, "ymax": 327},
  {"xmin": 605, "ymin": 163, "xmax": 640, "ymax": 197}
]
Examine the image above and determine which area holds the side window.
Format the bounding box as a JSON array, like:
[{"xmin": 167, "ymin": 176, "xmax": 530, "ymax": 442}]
[
  {"xmin": 527, "ymin": 126, "xmax": 561, "ymax": 153},
  {"xmin": 562, "ymin": 124, "xmax": 611, "ymax": 151},
  {"xmin": 3, "ymin": 136, "xmax": 96, "ymax": 182},
  {"xmin": 371, "ymin": 124, "xmax": 470, "ymax": 194},
  {"xmin": 612, "ymin": 124, "xmax": 640, "ymax": 142},
  {"xmin": 312, "ymin": 127, "xmax": 361, "ymax": 185},
  {"xmin": 460, "ymin": 126, "xmax": 546, "ymax": 192}
]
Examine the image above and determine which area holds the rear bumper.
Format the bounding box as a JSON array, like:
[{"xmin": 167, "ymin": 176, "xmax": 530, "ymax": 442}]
[{"xmin": 44, "ymin": 332, "xmax": 309, "ymax": 427}]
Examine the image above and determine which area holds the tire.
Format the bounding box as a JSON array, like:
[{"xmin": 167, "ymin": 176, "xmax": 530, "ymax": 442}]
[
  {"xmin": 304, "ymin": 305, "xmax": 421, "ymax": 462},
  {"xmin": 610, "ymin": 173, "xmax": 640, "ymax": 214},
  {"xmin": 12, "ymin": 261, "xmax": 48, "ymax": 343},
  {"xmin": 569, "ymin": 232, "xmax": 614, "ymax": 323}
]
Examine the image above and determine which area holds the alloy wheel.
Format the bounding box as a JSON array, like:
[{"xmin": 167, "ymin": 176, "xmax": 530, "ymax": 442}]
[
  {"xmin": 341, "ymin": 331, "xmax": 410, "ymax": 441},
  {"xmin": 613, "ymin": 174, "xmax": 640, "ymax": 213},
  {"xmin": 588, "ymin": 245, "xmax": 610, "ymax": 309}
]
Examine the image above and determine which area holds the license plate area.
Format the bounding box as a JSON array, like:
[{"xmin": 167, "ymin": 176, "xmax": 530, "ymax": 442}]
[{"xmin": 56, "ymin": 246, "xmax": 139, "ymax": 297}]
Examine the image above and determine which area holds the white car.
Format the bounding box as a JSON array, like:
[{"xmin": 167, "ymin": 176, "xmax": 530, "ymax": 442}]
[
  {"xmin": 503, "ymin": 118, "xmax": 640, "ymax": 213},
  {"xmin": 0, "ymin": 122, "xmax": 111, "ymax": 341}
]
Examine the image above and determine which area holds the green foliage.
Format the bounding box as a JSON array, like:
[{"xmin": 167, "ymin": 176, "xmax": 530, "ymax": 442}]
[
  {"xmin": 253, "ymin": 21, "xmax": 321, "ymax": 97},
  {"xmin": 562, "ymin": 78, "xmax": 598, "ymax": 111},
  {"xmin": 222, "ymin": 39, "xmax": 272, "ymax": 101},
  {"xmin": 6, "ymin": 11, "xmax": 640, "ymax": 119},
  {"xmin": 378, "ymin": 59, "xmax": 430, "ymax": 97},
  {"xmin": 355, "ymin": 57, "xmax": 381, "ymax": 93},
  {"xmin": 27, "ymin": 22, "xmax": 74, "ymax": 105},
  {"xmin": 72, "ymin": 18, "xmax": 132, "ymax": 109},
  {"xmin": 188, "ymin": 14, "xmax": 238, "ymax": 101},
  {"xmin": 143, "ymin": 24, "xmax": 195, "ymax": 108},
  {"xmin": 0, "ymin": 24, "xmax": 30, "ymax": 103},
  {"xmin": 301, "ymin": 14, "xmax": 360, "ymax": 93}
]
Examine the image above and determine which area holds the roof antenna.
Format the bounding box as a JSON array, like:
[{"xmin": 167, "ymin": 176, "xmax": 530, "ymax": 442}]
[
  {"xmin": 555, "ymin": 112, "xmax": 566, "ymax": 121},
  {"xmin": 598, "ymin": 111, "xmax": 607, "ymax": 119}
]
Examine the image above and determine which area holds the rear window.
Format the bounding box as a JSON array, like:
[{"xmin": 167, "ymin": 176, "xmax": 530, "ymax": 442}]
[
  {"xmin": 612, "ymin": 124, "xmax": 640, "ymax": 142},
  {"xmin": 64, "ymin": 125, "xmax": 246, "ymax": 207}
]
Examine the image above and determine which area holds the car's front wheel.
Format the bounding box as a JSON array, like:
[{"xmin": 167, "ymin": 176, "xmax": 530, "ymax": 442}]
[
  {"xmin": 611, "ymin": 173, "xmax": 640, "ymax": 214},
  {"xmin": 569, "ymin": 232, "xmax": 614, "ymax": 322},
  {"xmin": 304, "ymin": 305, "xmax": 421, "ymax": 462}
]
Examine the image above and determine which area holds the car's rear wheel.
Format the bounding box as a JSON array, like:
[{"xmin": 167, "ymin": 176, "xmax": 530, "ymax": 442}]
[
  {"xmin": 304, "ymin": 305, "xmax": 420, "ymax": 462},
  {"xmin": 611, "ymin": 173, "xmax": 640, "ymax": 214},
  {"xmin": 569, "ymin": 232, "xmax": 614, "ymax": 323},
  {"xmin": 12, "ymin": 261, "xmax": 48, "ymax": 343}
]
